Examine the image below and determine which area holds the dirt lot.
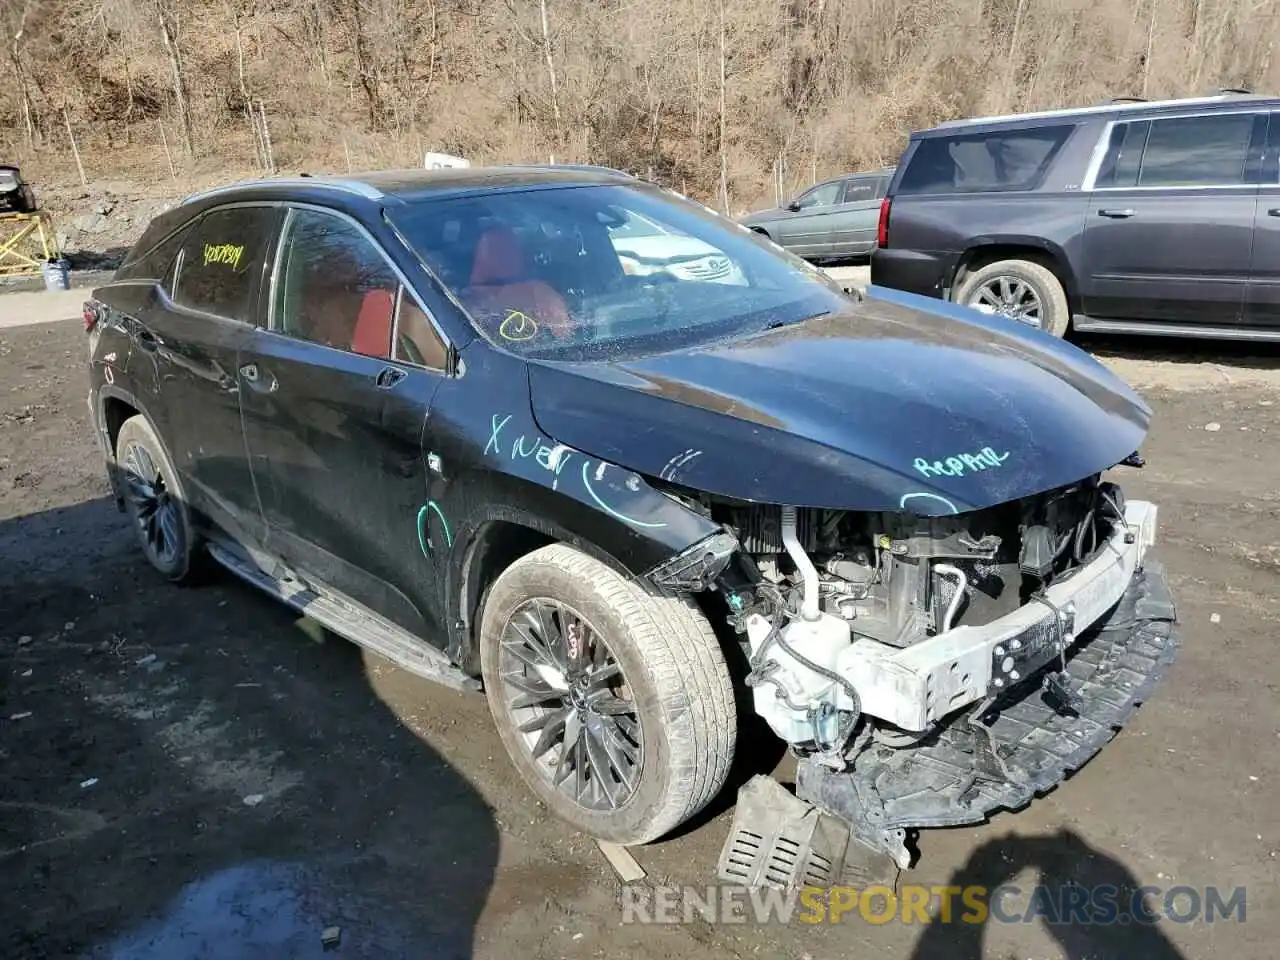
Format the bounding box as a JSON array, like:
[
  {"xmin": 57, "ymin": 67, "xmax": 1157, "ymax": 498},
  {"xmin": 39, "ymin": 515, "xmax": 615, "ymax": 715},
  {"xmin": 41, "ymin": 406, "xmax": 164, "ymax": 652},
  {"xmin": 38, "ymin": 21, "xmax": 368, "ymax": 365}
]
[{"xmin": 2, "ymin": 317, "xmax": 1279, "ymax": 960}]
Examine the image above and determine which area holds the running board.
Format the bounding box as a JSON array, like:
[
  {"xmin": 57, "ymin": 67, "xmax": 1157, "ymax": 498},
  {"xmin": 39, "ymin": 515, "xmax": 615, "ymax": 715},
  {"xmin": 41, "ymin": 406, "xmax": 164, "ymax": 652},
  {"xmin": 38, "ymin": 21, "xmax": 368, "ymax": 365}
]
[
  {"xmin": 1072, "ymin": 313, "xmax": 1280, "ymax": 342},
  {"xmin": 206, "ymin": 542, "xmax": 480, "ymax": 693}
]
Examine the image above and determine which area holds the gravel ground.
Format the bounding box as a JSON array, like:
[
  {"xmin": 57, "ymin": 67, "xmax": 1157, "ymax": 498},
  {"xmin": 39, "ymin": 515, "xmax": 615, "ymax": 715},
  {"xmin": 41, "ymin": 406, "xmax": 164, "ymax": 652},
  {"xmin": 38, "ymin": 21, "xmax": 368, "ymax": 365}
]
[{"xmin": 2, "ymin": 318, "xmax": 1279, "ymax": 960}]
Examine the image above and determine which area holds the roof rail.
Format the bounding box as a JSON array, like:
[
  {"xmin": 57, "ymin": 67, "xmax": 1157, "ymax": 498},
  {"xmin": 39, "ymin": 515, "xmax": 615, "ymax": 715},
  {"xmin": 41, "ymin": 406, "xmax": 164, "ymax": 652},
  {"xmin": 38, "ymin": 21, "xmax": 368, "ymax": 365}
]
[
  {"xmin": 509, "ymin": 162, "xmax": 634, "ymax": 178},
  {"xmin": 1104, "ymin": 96, "xmax": 1148, "ymax": 104},
  {"xmin": 180, "ymin": 175, "xmax": 384, "ymax": 205},
  {"xmin": 930, "ymin": 91, "xmax": 1274, "ymax": 130}
]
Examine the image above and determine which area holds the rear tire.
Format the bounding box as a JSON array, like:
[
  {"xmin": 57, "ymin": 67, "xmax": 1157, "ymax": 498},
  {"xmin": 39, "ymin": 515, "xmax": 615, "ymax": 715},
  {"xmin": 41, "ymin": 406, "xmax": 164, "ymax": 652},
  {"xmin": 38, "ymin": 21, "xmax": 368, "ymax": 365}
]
[
  {"xmin": 115, "ymin": 415, "xmax": 198, "ymax": 583},
  {"xmin": 478, "ymin": 542, "xmax": 736, "ymax": 844},
  {"xmin": 954, "ymin": 258, "xmax": 1070, "ymax": 337}
]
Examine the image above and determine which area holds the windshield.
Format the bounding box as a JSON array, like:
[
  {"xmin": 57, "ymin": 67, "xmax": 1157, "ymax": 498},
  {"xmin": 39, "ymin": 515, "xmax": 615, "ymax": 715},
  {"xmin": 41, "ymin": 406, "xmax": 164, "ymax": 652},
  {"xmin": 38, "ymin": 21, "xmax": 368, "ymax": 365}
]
[{"xmin": 387, "ymin": 182, "xmax": 848, "ymax": 361}]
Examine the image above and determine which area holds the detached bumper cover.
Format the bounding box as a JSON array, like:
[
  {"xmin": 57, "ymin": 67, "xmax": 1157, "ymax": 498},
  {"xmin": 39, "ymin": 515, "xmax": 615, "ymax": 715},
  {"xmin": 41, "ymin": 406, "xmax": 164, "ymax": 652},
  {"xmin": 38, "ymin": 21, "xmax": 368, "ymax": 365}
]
[{"xmin": 797, "ymin": 559, "xmax": 1179, "ymax": 863}]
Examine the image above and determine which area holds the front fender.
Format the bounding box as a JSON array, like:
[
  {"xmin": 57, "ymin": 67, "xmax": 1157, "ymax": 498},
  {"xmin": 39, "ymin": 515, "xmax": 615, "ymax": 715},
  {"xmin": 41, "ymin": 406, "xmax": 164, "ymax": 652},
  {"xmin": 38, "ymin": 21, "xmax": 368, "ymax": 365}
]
[{"xmin": 433, "ymin": 467, "xmax": 721, "ymax": 670}]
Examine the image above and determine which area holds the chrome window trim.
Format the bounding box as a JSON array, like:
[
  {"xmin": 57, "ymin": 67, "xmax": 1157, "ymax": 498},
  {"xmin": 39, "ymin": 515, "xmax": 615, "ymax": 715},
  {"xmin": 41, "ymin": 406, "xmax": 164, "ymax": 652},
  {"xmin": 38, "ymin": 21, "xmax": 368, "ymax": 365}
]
[
  {"xmin": 933, "ymin": 94, "xmax": 1266, "ymax": 130},
  {"xmin": 269, "ymin": 202, "xmax": 454, "ymax": 374},
  {"xmin": 1081, "ymin": 108, "xmax": 1268, "ymax": 192}
]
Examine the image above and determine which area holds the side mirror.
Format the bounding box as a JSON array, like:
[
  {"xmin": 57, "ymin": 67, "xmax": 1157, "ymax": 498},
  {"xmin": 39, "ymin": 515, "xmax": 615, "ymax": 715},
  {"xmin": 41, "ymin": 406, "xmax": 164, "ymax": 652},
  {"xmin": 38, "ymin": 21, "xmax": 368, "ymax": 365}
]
[{"xmin": 786, "ymin": 201, "xmax": 802, "ymax": 212}]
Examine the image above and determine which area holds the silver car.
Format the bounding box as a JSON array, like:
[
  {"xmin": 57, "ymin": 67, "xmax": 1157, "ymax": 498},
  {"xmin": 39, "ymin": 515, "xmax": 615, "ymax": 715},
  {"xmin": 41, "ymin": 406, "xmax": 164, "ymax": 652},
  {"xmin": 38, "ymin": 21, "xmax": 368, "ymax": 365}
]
[{"xmin": 740, "ymin": 167, "xmax": 894, "ymax": 262}]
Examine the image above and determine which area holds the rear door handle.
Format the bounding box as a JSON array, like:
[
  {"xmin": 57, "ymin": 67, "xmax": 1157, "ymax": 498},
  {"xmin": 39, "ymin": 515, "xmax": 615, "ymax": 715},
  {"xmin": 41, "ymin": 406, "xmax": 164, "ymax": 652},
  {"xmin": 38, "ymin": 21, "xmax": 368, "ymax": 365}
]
[
  {"xmin": 383, "ymin": 454, "xmax": 418, "ymax": 478},
  {"xmin": 1267, "ymin": 208, "xmax": 1280, "ymax": 217},
  {"xmin": 1098, "ymin": 208, "xmax": 1136, "ymax": 219}
]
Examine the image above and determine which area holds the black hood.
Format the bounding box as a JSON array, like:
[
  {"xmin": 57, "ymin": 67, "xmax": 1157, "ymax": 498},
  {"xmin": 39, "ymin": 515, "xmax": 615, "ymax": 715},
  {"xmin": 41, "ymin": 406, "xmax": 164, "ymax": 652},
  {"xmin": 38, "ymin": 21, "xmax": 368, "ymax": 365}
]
[{"xmin": 526, "ymin": 287, "xmax": 1151, "ymax": 515}]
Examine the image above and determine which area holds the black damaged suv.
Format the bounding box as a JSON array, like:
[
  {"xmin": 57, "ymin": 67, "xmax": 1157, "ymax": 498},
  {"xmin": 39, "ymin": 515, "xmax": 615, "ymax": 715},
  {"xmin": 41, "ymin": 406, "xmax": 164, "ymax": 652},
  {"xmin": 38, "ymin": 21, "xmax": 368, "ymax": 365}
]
[
  {"xmin": 872, "ymin": 91, "xmax": 1280, "ymax": 340},
  {"xmin": 85, "ymin": 166, "xmax": 1177, "ymax": 873}
]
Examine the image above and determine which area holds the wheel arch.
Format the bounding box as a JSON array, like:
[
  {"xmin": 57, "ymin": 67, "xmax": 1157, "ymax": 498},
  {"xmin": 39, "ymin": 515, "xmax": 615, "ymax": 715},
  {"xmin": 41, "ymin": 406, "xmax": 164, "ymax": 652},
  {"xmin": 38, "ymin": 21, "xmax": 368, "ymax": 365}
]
[
  {"xmin": 951, "ymin": 240, "xmax": 1080, "ymax": 315},
  {"xmin": 448, "ymin": 505, "xmax": 646, "ymax": 676},
  {"xmin": 95, "ymin": 385, "xmax": 153, "ymax": 510}
]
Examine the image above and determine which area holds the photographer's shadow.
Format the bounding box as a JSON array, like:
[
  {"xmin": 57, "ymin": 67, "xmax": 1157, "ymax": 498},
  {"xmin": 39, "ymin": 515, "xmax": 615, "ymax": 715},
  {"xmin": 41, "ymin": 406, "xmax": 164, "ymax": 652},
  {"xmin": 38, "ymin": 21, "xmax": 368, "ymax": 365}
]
[{"xmin": 910, "ymin": 828, "xmax": 1188, "ymax": 960}]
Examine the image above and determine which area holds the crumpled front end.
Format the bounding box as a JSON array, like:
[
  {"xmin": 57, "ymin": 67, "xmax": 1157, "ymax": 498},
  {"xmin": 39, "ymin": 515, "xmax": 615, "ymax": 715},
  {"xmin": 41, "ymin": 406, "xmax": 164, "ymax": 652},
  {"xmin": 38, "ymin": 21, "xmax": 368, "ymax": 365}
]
[
  {"xmin": 795, "ymin": 558, "xmax": 1179, "ymax": 871},
  {"xmin": 681, "ymin": 473, "xmax": 1180, "ymax": 884}
]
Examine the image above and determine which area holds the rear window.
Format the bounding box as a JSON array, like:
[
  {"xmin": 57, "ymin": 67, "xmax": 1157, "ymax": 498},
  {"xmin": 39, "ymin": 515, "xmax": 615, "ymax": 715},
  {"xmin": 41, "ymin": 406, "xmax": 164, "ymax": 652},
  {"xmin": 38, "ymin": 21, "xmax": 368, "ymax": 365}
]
[{"xmin": 896, "ymin": 124, "xmax": 1076, "ymax": 195}]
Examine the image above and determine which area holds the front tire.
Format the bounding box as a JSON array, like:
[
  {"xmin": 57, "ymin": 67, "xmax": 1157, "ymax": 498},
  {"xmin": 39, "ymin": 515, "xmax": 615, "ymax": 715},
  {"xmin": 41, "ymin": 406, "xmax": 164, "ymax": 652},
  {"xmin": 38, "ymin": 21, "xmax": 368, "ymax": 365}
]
[
  {"xmin": 115, "ymin": 414, "xmax": 198, "ymax": 582},
  {"xmin": 954, "ymin": 258, "xmax": 1070, "ymax": 336},
  {"xmin": 478, "ymin": 543, "xmax": 736, "ymax": 845}
]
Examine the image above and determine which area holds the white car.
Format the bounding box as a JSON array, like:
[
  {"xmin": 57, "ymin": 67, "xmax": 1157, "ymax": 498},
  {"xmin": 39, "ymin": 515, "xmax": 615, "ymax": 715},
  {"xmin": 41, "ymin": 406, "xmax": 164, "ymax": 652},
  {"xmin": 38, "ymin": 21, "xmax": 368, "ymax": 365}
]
[{"xmin": 608, "ymin": 210, "xmax": 747, "ymax": 285}]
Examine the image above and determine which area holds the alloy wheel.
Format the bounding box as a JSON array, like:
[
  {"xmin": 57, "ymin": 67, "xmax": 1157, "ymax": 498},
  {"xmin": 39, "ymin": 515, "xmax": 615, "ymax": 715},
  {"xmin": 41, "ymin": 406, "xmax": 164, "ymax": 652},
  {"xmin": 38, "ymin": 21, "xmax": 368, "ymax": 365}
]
[
  {"xmin": 121, "ymin": 441, "xmax": 182, "ymax": 567},
  {"xmin": 498, "ymin": 598, "xmax": 643, "ymax": 811},
  {"xmin": 968, "ymin": 275, "xmax": 1044, "ymax": 328}
]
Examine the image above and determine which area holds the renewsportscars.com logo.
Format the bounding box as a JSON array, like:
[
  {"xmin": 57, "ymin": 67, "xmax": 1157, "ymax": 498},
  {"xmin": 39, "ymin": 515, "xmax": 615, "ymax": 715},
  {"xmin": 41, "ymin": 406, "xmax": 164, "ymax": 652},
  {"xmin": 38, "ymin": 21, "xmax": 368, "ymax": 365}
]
[{"xmin": 620, "ymin": 883, "xmax": 1247, "ymax": 926}]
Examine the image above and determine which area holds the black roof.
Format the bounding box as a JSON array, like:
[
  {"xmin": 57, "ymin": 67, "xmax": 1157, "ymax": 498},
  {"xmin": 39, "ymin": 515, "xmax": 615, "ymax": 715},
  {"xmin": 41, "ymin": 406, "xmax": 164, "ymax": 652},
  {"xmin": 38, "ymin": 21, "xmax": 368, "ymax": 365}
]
[{"xmin": 179, "ymin": 164, "xmax": 636, "ymax": 210}]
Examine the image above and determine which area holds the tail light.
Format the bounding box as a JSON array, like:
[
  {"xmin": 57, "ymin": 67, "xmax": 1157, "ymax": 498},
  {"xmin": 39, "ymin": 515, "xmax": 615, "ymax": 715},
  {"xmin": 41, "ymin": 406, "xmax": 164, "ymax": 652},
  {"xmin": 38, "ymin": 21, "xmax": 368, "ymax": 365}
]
[
  {"xmin": 83, "ymin": 300, "xmax": 100, "ymax": 332},
  {"xmin": 876, "ymin": 196, "xmax": 892, "ymax": 248}
]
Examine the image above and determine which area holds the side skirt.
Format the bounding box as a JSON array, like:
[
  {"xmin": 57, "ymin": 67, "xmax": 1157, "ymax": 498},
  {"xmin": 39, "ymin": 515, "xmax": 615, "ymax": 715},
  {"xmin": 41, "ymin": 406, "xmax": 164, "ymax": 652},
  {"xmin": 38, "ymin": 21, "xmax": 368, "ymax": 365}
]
[{"xmin": 207, "ymin": 540, "xmax": 480, "ymax": 694}]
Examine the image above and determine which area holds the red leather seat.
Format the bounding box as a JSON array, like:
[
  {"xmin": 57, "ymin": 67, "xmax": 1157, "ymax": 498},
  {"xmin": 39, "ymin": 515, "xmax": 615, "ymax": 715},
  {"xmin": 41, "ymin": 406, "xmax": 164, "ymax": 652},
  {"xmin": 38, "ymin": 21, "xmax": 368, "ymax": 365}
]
[
  {"xmin": 351, "ymin": 289, "xmax": 395, "ymax": 358},
  {"xmin": 466, "ymin": 227, "xmax": 572, "ymax": 339}
]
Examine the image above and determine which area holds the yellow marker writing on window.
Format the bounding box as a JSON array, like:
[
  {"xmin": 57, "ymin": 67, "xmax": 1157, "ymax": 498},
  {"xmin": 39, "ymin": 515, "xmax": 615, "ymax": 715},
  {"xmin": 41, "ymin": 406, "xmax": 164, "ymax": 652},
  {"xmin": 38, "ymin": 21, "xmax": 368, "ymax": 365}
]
[
  {"xmin": 203, "ymin": 243, "xmax": 245, "ymax": 269},
  {"xmin": 499, "ymin": 309, "xmax": 538, "ymax": 341}
]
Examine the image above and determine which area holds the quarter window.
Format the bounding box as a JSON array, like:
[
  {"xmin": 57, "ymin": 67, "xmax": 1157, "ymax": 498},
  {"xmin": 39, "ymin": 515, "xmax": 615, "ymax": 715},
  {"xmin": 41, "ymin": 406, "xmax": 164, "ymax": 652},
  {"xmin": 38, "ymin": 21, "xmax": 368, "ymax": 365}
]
[
  {"xmin": 1135, "ymin": 113, "xmax": 1257, "ymax": 187},
  {"xmin": 173, "ymin": 207, "xmax": 276, "ymax": 319},
  {"xmin": 897, "ymin": 124, "xmax": 1075, "ymax": 195},
  {"xmin": 395, "ymin": 294, "xmax": 450, "ymax": 369},
  {"xmin": 117, "ymin": 224, "xmax": 192, "ymax": 290}
]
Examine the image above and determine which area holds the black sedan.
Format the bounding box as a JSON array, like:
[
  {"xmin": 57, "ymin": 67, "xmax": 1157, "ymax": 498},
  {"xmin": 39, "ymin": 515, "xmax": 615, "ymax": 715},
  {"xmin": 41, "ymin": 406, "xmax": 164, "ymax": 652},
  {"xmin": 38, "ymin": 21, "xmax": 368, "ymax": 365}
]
[{"xmin": 85, "ymin": 166, "xmax": 1178, "ymax": 875}]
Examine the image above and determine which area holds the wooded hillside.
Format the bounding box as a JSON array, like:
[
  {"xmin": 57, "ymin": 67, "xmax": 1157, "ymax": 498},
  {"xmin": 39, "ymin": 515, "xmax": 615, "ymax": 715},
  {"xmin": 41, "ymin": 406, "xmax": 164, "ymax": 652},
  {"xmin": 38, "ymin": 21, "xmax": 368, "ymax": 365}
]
[{"xmin": 3, "ymin": 0, "xmax": 1278, "ymax": 210}]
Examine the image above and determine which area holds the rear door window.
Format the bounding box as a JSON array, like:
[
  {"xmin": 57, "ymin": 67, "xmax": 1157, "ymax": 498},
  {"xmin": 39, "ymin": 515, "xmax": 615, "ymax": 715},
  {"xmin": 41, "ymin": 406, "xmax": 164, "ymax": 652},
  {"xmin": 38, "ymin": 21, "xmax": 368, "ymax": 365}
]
[
  {"xmin": 1134, "ymin": 113, "xmax": 1258, "ymax": 187},
  {"xmin": 897, "ymin": 124, "xmax": 1076, "ymax": 195},
  {"xmin": 173, "ymin": 206, "xmax": 278, "ymax": 320},
  {"xmin": 840, "ymin": 178, "xmax": 878, "ymax": 203}
]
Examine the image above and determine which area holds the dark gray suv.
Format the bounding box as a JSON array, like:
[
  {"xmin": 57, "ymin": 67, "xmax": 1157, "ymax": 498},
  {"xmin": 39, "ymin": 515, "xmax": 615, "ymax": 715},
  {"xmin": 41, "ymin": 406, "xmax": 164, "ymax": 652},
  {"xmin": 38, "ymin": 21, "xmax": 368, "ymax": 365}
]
[{"xmin": 871, "ymin": 92, "xmax": 1280, "ymax": 340}]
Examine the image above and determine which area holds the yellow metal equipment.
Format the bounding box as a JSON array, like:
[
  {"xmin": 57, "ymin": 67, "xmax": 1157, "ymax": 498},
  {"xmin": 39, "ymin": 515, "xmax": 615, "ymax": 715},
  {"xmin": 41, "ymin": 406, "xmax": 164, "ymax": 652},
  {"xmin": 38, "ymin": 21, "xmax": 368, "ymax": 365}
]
[{"xmin": 0, "ymin": 211, "xmax": 61, "ymax": 278}]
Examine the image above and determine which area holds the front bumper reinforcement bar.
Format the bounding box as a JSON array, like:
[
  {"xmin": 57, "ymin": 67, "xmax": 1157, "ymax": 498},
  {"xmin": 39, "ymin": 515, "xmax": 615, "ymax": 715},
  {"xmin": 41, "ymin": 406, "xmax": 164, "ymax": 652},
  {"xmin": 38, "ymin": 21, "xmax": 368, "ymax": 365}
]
[
  {"xmin": 717, "ymin": 560, "xmax": 1179, "ymax": 887},
  {"xmin": 797, "ymin": 560, "xmax": 1179, "ymax": 870}
]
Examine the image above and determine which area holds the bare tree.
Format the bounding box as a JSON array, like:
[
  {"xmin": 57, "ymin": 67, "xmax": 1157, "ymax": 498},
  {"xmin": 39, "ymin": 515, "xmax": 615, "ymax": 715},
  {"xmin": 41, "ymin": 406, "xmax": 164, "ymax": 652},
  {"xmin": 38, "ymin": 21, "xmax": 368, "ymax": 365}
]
[
  {"xmin": 154, "ymin": 0, "xmax": 193, "ymax": 155},
  {"xmin": 5, "ymin": 0, "xmax": 1280, "ymax": 209}
]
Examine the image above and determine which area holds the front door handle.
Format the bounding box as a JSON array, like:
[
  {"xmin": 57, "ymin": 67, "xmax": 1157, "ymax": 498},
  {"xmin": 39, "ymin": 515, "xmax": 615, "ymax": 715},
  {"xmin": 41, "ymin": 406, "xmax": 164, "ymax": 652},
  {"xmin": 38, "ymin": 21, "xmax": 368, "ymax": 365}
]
[
  {"xmin": 375, "ymin": 366, "xmax": 407, "ymax": 390},
  {"xmin": 1267, "ymin": 208, "xmax": 1280, "ymax": 217},
  {"xmin": 239, "ymin": 363, "xmax": 278, "ymax": 393},
  {"xmin": 1098, "ymin": 208, "xmax": 1136, "ymax": 219}
]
